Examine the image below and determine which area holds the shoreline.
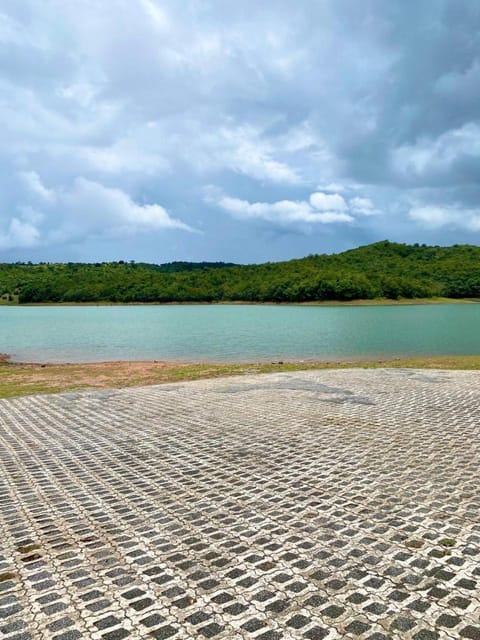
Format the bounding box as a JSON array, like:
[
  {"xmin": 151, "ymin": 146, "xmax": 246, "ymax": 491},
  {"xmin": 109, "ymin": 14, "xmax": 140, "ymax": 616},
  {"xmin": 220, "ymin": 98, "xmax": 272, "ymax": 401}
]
[
  {"xmin": 1, "ymin": 353, "xmax": 480, "ymax": 400},
  {"xmin": 1, "ymin": 297, "xmax": 480, "ymax": 307}
]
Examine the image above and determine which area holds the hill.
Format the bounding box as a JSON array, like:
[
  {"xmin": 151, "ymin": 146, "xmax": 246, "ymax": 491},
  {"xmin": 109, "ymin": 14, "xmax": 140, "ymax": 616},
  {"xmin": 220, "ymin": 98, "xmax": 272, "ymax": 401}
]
[{"xmin": 1, "ymin": 241, "xmax": 480, "ymax": 303}]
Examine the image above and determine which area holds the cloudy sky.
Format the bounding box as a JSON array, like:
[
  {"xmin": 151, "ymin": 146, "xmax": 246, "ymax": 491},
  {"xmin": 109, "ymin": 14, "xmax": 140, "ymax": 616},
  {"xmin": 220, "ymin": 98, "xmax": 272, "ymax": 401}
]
[{"xmin": 1, "ymin": 0, "xmax": 480, "ymax": 263}]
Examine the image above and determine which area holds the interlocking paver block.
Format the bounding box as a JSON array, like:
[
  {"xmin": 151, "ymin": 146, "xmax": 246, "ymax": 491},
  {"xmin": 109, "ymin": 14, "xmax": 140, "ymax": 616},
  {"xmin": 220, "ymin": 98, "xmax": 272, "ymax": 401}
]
[
  {"xmin": 0, "ymin": 368, "xmax": 480, "ymax": 639},
  {"xmin": 304, "ymin": 627, "xmax": 329, "ymax": 639},
  {"xmin": 460, "ymin": 627, "xmax": 480, "ymax": 640}
]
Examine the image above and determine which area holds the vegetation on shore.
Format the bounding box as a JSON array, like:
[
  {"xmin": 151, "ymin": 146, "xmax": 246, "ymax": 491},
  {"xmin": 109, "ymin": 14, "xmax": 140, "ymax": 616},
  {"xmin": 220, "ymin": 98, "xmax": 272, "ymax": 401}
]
[
  {"xmin": 1, "ymin": 355, "xmax": 480, "ymax": 400},
  {"xmin": 2, "ymin": 240, "xmax": 480, "ymax": 304}
]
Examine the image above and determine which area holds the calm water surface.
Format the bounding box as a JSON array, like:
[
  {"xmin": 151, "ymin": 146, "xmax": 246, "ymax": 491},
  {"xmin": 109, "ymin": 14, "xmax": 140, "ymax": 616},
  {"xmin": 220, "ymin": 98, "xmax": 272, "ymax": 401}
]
[{"xmin": 0, "ymin": 304, "xmax": 479, "ymax": 363}]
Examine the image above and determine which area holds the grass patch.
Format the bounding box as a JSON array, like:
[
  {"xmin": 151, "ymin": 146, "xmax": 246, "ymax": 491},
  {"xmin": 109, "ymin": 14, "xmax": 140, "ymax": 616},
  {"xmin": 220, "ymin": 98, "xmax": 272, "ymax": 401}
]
[
  {"xmin": 1, "ymin": 355, "xmax": 480, "ymax": 400},
  {"xmin": 290, "ymin": 297, "xmax": 480, "ymax": 306},
  {"xmin": 439, "ymin": 538, "xmax": 457, "ymax": 548},
  {"xmin": 16, "ymin": 543, "xmax": 42, "ymax": 554},
  {"xmin": 405, "ymin": 539, "xmax": 424, "ymax": 549},
  {"xmin": 0, "ymin": 572, "xmax": 16, "ymax": 583}
]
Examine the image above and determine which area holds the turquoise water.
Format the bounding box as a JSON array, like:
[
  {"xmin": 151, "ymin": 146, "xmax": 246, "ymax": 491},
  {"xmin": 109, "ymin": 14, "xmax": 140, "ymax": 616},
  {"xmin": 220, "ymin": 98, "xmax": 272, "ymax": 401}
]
[{"xmin": 0, "ymin": 304, "xmax": 479, "ymax": 363}]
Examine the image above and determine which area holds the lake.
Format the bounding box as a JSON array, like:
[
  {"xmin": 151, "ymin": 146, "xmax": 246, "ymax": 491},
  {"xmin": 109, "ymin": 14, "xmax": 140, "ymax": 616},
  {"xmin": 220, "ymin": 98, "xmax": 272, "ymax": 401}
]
[{"xmin": 1, "ymin": 304, "xmax": 479, "ymax": 363}]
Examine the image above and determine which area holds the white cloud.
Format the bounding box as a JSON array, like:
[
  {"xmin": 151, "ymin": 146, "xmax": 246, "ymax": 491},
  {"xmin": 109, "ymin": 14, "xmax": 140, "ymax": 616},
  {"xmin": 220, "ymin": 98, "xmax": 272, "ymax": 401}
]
[
  {"xmin": 279, "ymin": 123, "xmax": 317, "ymax": 153},
  {"xmin": 391, "ymin": 123, "xmax": 480, "ymax": 179},
  {"xmin": 309, "ymin": 192, "xmax": 347, "ymax": 211},
  {"xmin": 1, "ymin": 177, "xmax": 194, "ymax": 250},
  {"xmin": 231, "ymin": 137, "xmax": 301, "ymax": 184},
  {"xmin": 206, "ymin": 188, "xmax": 354, "ymax": 227},
  {"xmin": 79, "ymin": 144, "xmax": 167, "ymax": 175},
  {"xmin": 18, "ymin": 171, "xmax": 56, "ymax": 203},
  {"xmin": 206, "ymin": 187, "xmax": 383, "ymax": 229},
  {"xmin": 218, "ymin": 195, "xmax": 353, "ymax": 224},
  {"xmin": 59, "ymin": 178, "xmax": 194, "ymax": 235},
  {"xmin": 409, "ymin": 205, "xmax": 480, "ymax": 231},
  {"xmin": 186, "ymin": 124, "xmax": 304, "ymax": 185},
  {"xmin": 17, "ymin": 205, "xmax": 45, "ymax": 225},
  {"xmin": 0, "ymin": 218, "xmax": 40, "ymax": 250},
  {"xmin": 349, "ymin": 197, "xmax": 380, "ymax": 216}
]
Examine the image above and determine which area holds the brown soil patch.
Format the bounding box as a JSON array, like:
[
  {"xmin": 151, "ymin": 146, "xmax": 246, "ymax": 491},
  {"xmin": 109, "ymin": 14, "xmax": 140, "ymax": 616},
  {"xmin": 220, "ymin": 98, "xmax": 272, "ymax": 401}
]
[{"xmin": 2, "ymin": 355, "xmax": 480, "ymax": 399}]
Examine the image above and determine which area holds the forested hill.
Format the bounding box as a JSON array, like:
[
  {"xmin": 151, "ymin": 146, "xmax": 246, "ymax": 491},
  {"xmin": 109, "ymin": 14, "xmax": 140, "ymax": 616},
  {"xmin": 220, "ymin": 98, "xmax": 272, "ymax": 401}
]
[{"xmin": 1, "ymin": 241, "xmax": 480, "ymax": 303}]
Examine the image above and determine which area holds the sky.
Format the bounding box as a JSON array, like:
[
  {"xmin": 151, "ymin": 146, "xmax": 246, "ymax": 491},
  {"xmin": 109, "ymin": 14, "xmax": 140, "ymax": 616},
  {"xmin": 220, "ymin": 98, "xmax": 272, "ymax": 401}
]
[{"xmin": 1, "ymin": 0, "xmax": 480, "ymax": 264}]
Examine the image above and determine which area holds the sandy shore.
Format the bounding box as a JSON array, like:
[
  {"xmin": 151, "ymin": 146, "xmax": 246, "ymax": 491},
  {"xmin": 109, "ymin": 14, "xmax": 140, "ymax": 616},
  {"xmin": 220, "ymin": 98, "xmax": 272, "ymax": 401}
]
[
  {"xmin": 2, "ymin": 296, "xmax": 480, "ymax": 307},
  {"xmin": 1, "ymin": 353, "xmax": 480, "ymax": 399}
]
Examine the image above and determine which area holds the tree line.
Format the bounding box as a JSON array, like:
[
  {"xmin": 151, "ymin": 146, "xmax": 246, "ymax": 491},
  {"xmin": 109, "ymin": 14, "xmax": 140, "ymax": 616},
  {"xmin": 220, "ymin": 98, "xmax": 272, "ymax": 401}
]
[{"xmin": 1, "ymin": 241, "xmax": 480, "ymax": 304}]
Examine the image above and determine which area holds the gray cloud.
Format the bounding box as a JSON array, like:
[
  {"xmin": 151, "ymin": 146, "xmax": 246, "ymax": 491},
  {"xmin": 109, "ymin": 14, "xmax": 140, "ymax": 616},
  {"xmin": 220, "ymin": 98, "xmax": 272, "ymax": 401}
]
[{"xmin": 0, "ymin": 0, "xmax": 479, "ymax": 262}]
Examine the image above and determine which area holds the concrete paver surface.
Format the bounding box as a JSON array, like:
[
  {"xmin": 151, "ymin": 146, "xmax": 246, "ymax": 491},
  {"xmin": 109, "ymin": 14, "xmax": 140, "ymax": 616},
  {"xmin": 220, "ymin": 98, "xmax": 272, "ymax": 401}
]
[{"xmin": 0, "ymin": 368, "xmax": 479, "ymax": 640}]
